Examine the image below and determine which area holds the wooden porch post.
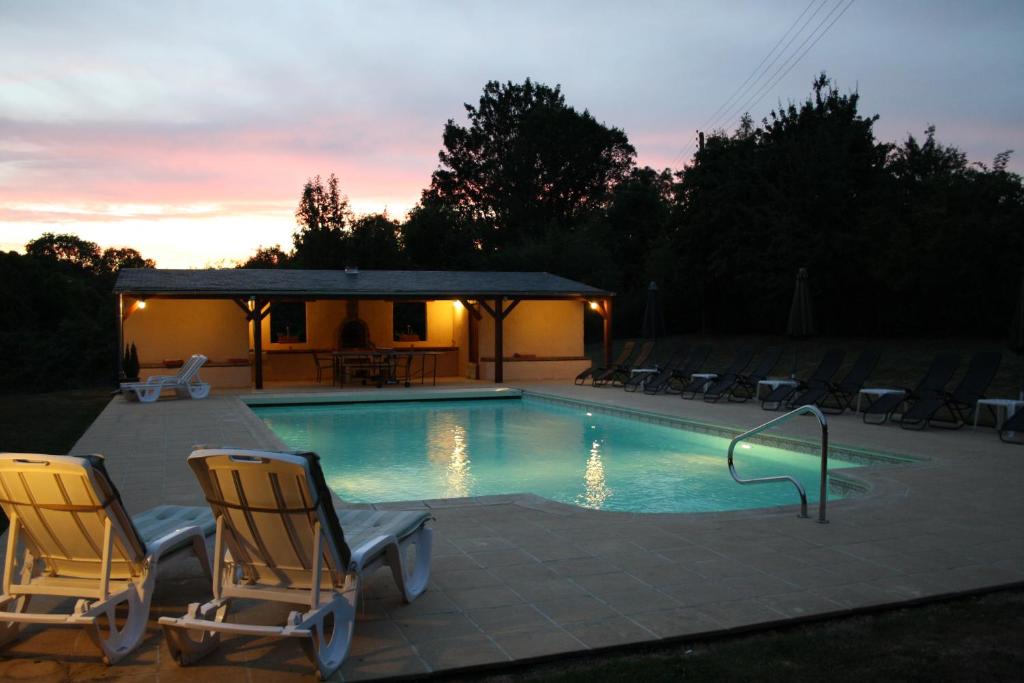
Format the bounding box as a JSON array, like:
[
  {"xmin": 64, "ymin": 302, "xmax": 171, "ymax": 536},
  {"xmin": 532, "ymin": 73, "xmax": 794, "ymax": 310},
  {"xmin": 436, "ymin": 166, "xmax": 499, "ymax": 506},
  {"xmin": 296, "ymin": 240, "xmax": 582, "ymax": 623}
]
[
  {"xmin": 478, "ymin": 297, "xmax": 520, "ymax": 384},
  {"xmin": 602, "ymin": 298, "xmax": 613, "ymax": 368},
  {"xmin": 242, "ymin": 297, "xmax": 270, "ymax": 390},
  {"xmin": 115, "ymin": 293, "xmax": 124, "ymax": 381}
]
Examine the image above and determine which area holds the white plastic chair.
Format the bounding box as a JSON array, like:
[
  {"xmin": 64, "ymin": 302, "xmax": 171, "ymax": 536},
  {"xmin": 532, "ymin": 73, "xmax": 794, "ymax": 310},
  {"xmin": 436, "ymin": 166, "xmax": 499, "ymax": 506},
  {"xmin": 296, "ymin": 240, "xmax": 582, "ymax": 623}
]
[
  {"xmin": 0, "ymin": 453, "xmax": 214, "ymax": 664},
  {"xmin": 120, "ymin": 353, "xmax": 211, "ymax": 403},
  {"xmin": 160, "ymin": 447, "xmax": 433, "ymax": 679}
]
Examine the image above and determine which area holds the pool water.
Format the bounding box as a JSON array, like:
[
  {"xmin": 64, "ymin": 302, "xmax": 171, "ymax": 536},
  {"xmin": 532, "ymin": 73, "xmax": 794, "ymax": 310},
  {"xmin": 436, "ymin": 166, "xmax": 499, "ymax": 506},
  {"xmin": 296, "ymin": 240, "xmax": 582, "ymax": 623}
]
[{"xmin": 253, "ymin": 398, "xmax": 857, "ymax": 513}]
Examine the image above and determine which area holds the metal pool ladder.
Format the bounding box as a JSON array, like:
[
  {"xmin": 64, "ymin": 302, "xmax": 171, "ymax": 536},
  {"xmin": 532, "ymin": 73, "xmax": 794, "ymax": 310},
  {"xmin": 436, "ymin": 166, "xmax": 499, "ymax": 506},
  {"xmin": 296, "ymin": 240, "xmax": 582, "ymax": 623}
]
[{"xmin": 728, "ymin": 404, "xmax": 830, "ymax": 523}]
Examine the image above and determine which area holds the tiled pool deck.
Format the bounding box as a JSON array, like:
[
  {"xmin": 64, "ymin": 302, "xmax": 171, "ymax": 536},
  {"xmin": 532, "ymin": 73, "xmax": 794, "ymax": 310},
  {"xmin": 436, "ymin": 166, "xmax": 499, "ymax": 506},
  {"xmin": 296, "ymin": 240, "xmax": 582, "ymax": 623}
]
[{"xmin": 2, "ymin": 381, "xmax": 1022, "ymax": 681}]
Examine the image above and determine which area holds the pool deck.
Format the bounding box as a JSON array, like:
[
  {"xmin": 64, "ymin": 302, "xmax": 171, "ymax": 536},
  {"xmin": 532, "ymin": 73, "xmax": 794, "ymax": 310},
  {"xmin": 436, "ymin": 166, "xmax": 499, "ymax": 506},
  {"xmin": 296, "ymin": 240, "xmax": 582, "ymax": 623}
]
[{"xmin": 2, "ymin": 381, "xmax": 1022, "ymax": 681}]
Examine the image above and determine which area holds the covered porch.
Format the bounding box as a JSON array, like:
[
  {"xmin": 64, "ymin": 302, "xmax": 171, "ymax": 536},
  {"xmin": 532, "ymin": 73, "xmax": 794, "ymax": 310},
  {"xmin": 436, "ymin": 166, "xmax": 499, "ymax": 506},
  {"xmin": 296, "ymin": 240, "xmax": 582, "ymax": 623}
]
[{"xmin": 114, "ymin": 268, "xmax": 614, "ymax": 389}]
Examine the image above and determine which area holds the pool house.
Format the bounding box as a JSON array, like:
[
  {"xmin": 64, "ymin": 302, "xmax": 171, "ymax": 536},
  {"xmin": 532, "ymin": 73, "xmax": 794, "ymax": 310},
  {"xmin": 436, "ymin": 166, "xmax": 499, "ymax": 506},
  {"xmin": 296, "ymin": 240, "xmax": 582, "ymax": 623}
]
[{"xmin": 114, "ymin": 268, "xmax": 614, "ymax": 388}]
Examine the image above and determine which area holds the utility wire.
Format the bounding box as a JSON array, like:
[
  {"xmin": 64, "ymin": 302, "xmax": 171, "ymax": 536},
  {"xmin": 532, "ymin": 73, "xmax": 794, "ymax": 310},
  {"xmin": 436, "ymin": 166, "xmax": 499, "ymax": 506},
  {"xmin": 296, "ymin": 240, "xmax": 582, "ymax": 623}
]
[
  {"xmin": 720, "ymin": 0, "xmax": 855, "ymax": 133},
  {"xmin": 673, "ymin": 0, "xmax": 855, "ymax": 169},
  {"xmin": 671, "ymin": 0, "xmax": 827, "ymax": 168}
]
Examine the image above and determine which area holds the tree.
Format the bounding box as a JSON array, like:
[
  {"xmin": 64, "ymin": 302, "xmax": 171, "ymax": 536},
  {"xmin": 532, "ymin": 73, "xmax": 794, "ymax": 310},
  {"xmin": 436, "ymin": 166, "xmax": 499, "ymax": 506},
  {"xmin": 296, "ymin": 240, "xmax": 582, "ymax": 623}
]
[
  {"xmin": 292, "ymin": 174, "xmax": 352, "ymax": 267},
  {"xmin": 99, "ymin": 247, "xmax": 155, "ymax": 275},
  {"xmin": 346, "ymin": 213, "xmax": 405, "ymax": 268},
  {"xmin": 238, "ymin": 245, "xmax": 291, "ymax": 269},
  {"xmin": 424, "ymin": 79, "xmax": 636, "ymax": 252},
  {"xmin": 25, "ymin": 233, "xmax": 103, "ymax": 271}
]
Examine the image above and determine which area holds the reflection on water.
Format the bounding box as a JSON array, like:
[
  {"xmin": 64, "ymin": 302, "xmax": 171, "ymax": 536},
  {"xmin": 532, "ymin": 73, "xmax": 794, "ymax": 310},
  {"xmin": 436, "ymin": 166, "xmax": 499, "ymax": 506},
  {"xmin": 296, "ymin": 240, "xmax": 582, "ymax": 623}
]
[
  {"xmin": 576, "ymin": 440, "xmax": 611, "ymax": 509},
  {"xmin": 444, "ymin": 425, "xmax": 472, "ymax": 498}
]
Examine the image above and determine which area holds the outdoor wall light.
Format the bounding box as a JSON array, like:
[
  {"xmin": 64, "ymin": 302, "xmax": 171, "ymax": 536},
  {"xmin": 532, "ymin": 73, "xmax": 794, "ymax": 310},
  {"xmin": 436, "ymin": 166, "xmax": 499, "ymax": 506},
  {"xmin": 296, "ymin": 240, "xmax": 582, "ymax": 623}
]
[
  {"xmin": 589, "ymin": 301, "xmax": 600, "ymax": 311},
  {"xmin": 136, "ymin": 300, "xmax": 147, "ymax": 309},
  {"xmin": 452, "ymin": 300, "xmax": 464, "ymax": 310}
]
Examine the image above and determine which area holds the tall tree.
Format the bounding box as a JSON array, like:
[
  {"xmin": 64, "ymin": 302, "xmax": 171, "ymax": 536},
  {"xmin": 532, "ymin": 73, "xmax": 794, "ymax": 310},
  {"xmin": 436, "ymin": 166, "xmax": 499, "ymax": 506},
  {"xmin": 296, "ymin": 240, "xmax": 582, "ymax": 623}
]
[
  {"xmin": 292, "ymin": 174, "xmax": 352, "ymax": 267},
  {"xmin": 424, "ymin": 79, "xmax": 636, "ymax": 252}
]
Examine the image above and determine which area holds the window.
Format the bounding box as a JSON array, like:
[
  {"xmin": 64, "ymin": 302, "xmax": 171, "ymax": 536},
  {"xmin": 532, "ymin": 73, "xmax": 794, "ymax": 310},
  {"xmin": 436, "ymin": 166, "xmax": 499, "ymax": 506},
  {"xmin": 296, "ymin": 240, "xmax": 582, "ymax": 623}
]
[
  {"xmin": 270, "ymin": 301, "xmax": 307, "ymax": 343},
  {"xmin": 393, "ymin": 302, "xmax": 427, "ymax": 341}
]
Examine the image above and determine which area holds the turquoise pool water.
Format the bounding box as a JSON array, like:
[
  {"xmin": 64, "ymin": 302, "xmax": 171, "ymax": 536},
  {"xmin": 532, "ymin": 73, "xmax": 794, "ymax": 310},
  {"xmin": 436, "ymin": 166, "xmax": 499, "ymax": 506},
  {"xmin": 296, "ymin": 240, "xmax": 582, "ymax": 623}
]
[{"xmin": 253, "ymin": 398, "xmax": 857, "ymax": 513}]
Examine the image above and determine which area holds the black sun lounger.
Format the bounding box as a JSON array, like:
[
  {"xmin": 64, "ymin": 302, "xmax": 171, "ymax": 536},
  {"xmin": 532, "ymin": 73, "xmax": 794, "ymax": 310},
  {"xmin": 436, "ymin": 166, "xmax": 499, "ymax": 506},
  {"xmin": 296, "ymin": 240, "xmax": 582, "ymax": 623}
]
[
  {"xmin": 899, "ymin": 351, "xmax": 1002, "ymax": 430},
  {"xmin": 762, "ymin": 349, "xmax": 846, "ymax": 411},
  {"xmin": 650, "ymin": 345, "xmax": 712, "ymax": 395},
  {"xmin": 999, "ymin": 406, "xmax": 1024, "ymax": 444},
  {"xmin": 593, "ymin": 341, "xmax": 655, "ymax": 387},
  {"xmin": 680, "ymin": 345, "xmax": 754, "ymax": 400},
  {"xmin": 624, "ymin": 344, "xmax": 687, "ymax": 392},
  {"xmin": 791, "ymin": 348, "xmax": 880, "ymax": 414},
  {"xmin": 863, "ymin": 352, "xmax": 961, "ymax": 425},
  {"xmin": 705, "ymin": 346, "xmax": 784, "ymax": 403},
  {"xmin": 576, "ymin": 341, "xmax": 635, "ymax": 385}
]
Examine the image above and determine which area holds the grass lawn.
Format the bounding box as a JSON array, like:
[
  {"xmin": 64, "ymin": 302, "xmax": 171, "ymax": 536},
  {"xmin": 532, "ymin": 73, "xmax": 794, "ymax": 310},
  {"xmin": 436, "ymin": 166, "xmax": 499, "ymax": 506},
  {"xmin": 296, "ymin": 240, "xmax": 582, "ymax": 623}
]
[
  {"xmin": 476, "ymin": 589, "xmax": 1024, "ymax": 682},
  {"xmin": 0, "ymin": 389, "xmax": 113, "ymax": 453}
]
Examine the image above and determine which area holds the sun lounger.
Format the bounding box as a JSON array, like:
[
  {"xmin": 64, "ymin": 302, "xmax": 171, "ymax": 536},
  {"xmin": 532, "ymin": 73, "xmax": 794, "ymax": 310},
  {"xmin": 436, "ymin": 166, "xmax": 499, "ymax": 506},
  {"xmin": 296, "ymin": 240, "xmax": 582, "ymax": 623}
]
[
  {"xmin": 791, "ymin": 348, "xmax": 880, "ymax": 414},
  {"xmin": 999, "ymin": 406, "xmax": 1024, "ymax": 444},
  {"xmin": 656, "ymin": 345, "xmax": 712, "ymax": 395},
  {"xmin": 762, "ymin": 349, "xmax": 846, "ymax": 410},
  {"xmin": 705, "ymin": 346, "xmax": 783, "ymax": 403},
  {"xmin": 576, "ymin": 341, "xmax": 635, "ymax": 385},
  {"xmin": 623, "ymin": 344, "xmax": 687, "ymax": 392},
  {"xmin": 863, "ymin": 352, "xmax": 960, "ymax": 425},
  {"xmin": 120, "ymin": 353, "xmax": 210, "ymax": 403},
  {"xmin": 593, "ymin": 341, "xmax": 655, "ymax": 387},
  {"xmin": 679, "ymin": 345, "xmax": 754, "ymax": 399},
  {"xmin": 0, "ymin": 453, "xmax": 213, "ymax": 664},
  {"xmin": 160, "ymin": 447, "xmax": 433, "ymax": 679},
  {"xmin": 899, "ymin": 351, "xmax": 1002, "ymax": 430}
]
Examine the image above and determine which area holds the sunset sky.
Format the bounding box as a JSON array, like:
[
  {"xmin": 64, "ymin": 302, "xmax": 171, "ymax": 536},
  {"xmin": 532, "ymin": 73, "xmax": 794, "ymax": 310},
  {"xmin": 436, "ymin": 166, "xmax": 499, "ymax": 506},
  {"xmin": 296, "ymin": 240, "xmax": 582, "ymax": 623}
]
[{"xmin": 2, "ymin": 1, "xmax": 1022, "ymax": 268}]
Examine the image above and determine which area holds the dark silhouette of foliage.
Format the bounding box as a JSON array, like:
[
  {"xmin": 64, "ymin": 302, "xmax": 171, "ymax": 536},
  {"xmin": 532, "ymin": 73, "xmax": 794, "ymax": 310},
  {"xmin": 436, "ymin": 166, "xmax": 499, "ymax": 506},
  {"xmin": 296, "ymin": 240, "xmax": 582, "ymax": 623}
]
[
  {"xmin": 423, "ymin": 79, "xmax": 635, "ymax": 252},
  {"xmin": 292, "ymin": 174, "xmax": 352, "ymax": 267},
  {"xmin": 238, "ymin": 245, "xmax": 291, "ymax": 269}
]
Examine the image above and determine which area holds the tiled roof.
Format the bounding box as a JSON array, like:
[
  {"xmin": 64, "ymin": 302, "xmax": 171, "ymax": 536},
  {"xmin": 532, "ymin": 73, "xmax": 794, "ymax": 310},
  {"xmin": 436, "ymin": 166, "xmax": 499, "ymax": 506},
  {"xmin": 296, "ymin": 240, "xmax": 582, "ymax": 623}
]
[{"xmin": 114, "ymin": 268, "xmax": 612, "ymax": 298}]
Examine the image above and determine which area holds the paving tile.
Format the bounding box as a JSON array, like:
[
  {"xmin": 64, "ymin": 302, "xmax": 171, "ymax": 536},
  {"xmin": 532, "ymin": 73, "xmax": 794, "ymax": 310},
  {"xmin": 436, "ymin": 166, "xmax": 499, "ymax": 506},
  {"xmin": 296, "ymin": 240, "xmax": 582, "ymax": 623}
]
[
  {"xmin": 490, "ymin": 624, "xmax": 584, "ymax": 660},
  {"xmin": 534, "ymin": 595, "xmax": 618, "ymax": 625},
  {"xmin": 433, "ymin": 568, "xmax": 504, "ymax": 590},
  {"xmin": 393, "ymin": 612, "xmax": 481, "ymax": 643},
  {"xmin": 629, "ymin": 606, "xmax": 725, "ymax": 638},
  {"xmin": 446, "ymin": 585, "xmax": 524, "ymax": 611},
  {"xmin": 561, "ymin": 615, "xmax": 655, "ymax": 649},
  {"xmin": 466, "ymin": 603, "xmax": 553, "ymax": 634},
  {"xmin": 504, "ymin": 577, "xmax": 590, "ymax": 602},
  {"xmin": 339, "ymin": 644, "xmax": 430, "ymax": 681},
  {"xmin": 469, "ymin": 548, "xmax": 541, "ymax": 568},
  {"xmin": 414, "ymin": 633, "xmax": 508, "ymax": 670}
]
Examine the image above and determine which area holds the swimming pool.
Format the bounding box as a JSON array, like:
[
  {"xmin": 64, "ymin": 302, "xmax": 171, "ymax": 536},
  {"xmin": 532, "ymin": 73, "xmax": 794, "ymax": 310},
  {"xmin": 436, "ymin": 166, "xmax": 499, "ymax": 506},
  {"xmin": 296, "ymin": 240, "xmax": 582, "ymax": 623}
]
[{"xmin": 253, "ymin": 397, "xmax": 858, "ymax": 513}]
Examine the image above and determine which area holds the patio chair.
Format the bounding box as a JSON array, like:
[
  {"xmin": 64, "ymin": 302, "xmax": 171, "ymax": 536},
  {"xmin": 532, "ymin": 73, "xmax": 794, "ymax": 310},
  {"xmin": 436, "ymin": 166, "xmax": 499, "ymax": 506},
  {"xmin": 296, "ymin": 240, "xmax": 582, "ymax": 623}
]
[
  {"xmin": 0, "ymin": 453, "xmax": 213, "ymax": 664},
  {"xmin": 312, "ymin": 351, "xmax": 334, "ymax": 384},
  {"xmin": 593, "ymin": 341, "xmax": 655, "ymax": 387},
  {"xmin": 761, "ymin": 349, "xmax": 846, "ymax": 411},
  {"xmin": 863, "ymin": 352, "xmax": 961, "ymax": 425},
  {"xmin": 576, "ymin": 341, "xmax": 635, "ymax": 385},
  {"xmin": 899, "ymin": 351, "xmax": 1002, "ymax": 430},
  {"xmin": 120, "ymin": 353, "xmax": 210, "ymax": 403},
  {"xmin": 679, "ymin": 345, "xmax": 754, "ymax": 399},
  {"xmin": 623, "ymin": 344, "xmax": 687, "ymax": 392},
  {"xmin": 704, "ymin": 346, "xmax": 783, "ymax": 403},
  {"xmin": 791, "ymin": 348, "xmax": 881, "ymax": 414},
  {"xmin": 656, "ymin": 345, "xmax": 712, "ymax": 395},
  {"xmin": 160, "ymin": 447, "xmax": 433, "ymax": 680},
  {"xmin": 998, "ymin": 406, "xmax": 1024, "ymax": 444}
]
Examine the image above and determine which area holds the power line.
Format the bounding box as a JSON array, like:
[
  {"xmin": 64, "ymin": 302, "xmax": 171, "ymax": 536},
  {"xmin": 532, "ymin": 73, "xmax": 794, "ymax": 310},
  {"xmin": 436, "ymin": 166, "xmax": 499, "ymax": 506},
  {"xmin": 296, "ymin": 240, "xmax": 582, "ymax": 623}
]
[
  {"xmin": 723, "ymin": 0, "xmax": 855, "ymax": 131},
  {"xmin": 672, "ymin": 0, "xmax": 855, "ymax": 169},
  {"xmin": 671, "ymin": 0, "xmax": 827, "ymax": 168}
]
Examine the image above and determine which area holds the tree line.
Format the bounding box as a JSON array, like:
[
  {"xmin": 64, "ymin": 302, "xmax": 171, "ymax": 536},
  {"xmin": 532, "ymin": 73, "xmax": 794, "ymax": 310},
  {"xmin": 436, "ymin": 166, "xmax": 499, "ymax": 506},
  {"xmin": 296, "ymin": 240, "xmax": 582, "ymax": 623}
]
[{"xmin": 242, "ymin": 75, "xmax": 1024, "ymax": 339}]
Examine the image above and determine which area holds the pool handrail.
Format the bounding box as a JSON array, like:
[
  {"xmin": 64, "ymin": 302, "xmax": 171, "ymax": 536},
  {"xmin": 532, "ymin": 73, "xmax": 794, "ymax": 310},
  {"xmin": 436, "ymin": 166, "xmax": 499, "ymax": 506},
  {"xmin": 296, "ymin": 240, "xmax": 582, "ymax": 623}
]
[{"xmin": 727, "ymin": 404, "xmax": 830, "ymax": 523}]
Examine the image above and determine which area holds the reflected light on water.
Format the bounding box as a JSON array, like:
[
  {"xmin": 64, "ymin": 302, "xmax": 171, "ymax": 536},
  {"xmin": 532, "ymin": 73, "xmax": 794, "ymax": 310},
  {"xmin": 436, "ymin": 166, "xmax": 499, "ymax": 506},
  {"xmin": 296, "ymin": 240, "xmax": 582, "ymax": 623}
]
[
  {"xmin": 576, "ymin": 440, "xmax": 611, "ymax": 509},
  {"xmin": 444, "ymin": 425, "xmax": 472, "ymax": 498}
]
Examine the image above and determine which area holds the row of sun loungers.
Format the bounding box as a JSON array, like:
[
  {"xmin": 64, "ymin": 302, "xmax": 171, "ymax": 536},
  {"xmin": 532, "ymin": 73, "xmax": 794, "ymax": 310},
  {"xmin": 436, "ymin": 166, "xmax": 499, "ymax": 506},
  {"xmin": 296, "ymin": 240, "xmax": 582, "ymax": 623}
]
[
  {"xmin": 577, "ymin": 342, "xmax": 1017, "ymax": 437},
  {"xmin": 0, "ymin": 449, "xmax": 432, "ymax": 678}
]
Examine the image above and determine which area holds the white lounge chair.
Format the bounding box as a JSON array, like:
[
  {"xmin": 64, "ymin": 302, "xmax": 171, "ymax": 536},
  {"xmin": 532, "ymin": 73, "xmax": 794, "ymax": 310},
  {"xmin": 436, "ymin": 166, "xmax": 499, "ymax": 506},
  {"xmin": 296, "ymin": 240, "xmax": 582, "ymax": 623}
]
[
  {"xmin": 120, "ymin": 353, "xmax": 211, "ymax": 403},
  {"xmin": 0, "ymin": 453, "xmax": 214, "ymax": 664},
  {"xmin": 160, "ymin": 447, "xmax": 433, "ymax": 679}
]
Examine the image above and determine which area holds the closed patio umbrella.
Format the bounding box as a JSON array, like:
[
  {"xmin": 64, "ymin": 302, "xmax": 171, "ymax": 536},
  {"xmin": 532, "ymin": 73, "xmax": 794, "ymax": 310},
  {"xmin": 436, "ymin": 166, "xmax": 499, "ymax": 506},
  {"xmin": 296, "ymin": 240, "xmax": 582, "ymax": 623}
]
[
  {"xmin": 1010, "ymin": 266, "xmax": 1024, "ymax": 399},
  {"xmin": 641, "ymin": 281, "xmax": 667, "ymax": 340},
  {"xmin": 786, "ymin": 267, "xmax": 814, "ymax": 377}
]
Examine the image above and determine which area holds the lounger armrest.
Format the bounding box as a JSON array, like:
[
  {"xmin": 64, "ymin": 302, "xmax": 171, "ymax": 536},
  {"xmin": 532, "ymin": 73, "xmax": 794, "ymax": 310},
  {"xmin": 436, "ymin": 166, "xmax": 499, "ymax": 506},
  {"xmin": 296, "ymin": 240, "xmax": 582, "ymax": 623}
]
[
  {"xmin": 348, "ymin": 534, "xmax": 397, "ymax": 573},
  {"xmin": 145, "ymin": 524, "xmax": 208, "ymax": 559}
]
